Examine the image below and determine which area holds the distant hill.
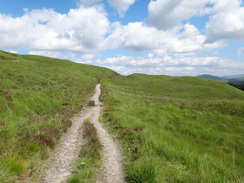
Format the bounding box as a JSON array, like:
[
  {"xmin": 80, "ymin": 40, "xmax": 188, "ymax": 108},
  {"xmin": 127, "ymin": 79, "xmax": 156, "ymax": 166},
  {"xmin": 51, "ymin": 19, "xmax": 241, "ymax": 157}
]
[
  {"xmin": 197, "ymin": 74, "xmax": 244, "ymax": 84},
  {"xmin": 196, "ymin": 74, "xmax": 228, "ymax": 82},
  {"xmin": 222, "ymin": 74, "xmax": 244, "ymax": 78}
]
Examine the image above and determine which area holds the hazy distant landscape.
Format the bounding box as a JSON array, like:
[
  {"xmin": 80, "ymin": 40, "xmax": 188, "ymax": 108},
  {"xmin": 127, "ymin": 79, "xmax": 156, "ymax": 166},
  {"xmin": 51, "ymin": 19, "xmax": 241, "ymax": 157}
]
[
  {"xmin": 1, "ymin": 51, "xmax": 243, "ymax": 182},
  {"xmin": 197, "ymin": 74, "xmax": 244, "ymax": 84},
  {"xmin": 197, "ymin": 74, "xmax": 244, "ymax": 91}
]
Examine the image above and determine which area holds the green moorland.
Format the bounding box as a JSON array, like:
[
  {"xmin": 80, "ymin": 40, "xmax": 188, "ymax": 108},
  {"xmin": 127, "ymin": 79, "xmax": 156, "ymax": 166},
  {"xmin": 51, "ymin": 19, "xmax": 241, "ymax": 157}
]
[
  {"xmin": 1, "ymin": 50, "xmax": 244, "ymax": 183},
  {"xmin": 101, "ymin": 74, "xmax": 244, "ymax": 182},
  {"xmin": 0, "ymin": 50, "xmax": 117, "ymax": 182}
]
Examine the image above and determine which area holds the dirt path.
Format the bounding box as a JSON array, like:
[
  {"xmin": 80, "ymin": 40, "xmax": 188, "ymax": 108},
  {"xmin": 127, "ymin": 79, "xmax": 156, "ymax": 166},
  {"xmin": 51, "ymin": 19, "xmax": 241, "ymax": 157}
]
[
  {"xmin": 39, "ymin": 84, "xmax": 125, "ymax": 183},
  {"xmin": 90, "ymin": 84, "xmax": 125, "ymax": 183}
]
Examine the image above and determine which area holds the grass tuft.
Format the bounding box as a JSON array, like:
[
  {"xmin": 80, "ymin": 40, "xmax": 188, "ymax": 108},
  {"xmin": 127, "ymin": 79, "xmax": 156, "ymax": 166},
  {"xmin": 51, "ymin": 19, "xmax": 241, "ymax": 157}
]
[{"xmin": 126, "ymin": 161, "xmax": 156, "ymax": 183}]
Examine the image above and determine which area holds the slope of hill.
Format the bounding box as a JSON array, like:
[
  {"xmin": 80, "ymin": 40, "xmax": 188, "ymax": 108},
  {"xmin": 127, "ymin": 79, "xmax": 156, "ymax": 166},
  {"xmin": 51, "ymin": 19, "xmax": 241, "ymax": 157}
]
[
  {"xmin": 0, "ymin": 50, "xmax": 118, "ymax": 182},
  {"xmin": 107, "ymin": 74, "xmax": 244, "ymax": 99},
  {"xmin": 101, "ymin": 74, "xmax": 244, "ymax": 182},
  {"xmin": 1, "ymin": 50, "xmax": 244, "ymax": 182}
]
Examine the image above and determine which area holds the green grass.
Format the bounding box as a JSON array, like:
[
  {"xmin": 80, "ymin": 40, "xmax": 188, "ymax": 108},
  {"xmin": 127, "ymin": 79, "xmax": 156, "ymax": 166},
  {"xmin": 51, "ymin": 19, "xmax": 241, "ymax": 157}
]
[
  {"xmin": 126, "ymin": 161, "xmax": 156, "ymax": 183},
  {"xmin": 68, "ymin": 120, "xmax": 102, "ymax": 183},
  {"xmin": 0, "ymin": 50, "xmax": 117, "ymax": 182},
  {"xmin": 101, "ymin": 75, "xmax": 244, "ymax": 182},
  {"xmin": 105, "ymin": 74, "xmax": 244, "ymax": 100},
  {"xmin": 1, "ymin": 50, "xmax": 244, "ymax": 182}
]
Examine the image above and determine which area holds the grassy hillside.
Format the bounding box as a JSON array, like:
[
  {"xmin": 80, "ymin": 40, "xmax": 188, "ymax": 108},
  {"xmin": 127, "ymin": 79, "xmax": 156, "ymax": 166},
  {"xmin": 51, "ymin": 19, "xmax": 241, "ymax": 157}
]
[
  {"xmin": 107, "ymin": 74, "xmax": 244, "ymax": 99},
  {"xmin": 1, "ymin": 51, "xmax": 244, "ymax": 182},
  {"xmin": 101, "ymin": 74, "xmax": 244, "ymax": 182},
  {"xmin": 0, "ymin": 50, "xmax": 118, "ymax": 182}
]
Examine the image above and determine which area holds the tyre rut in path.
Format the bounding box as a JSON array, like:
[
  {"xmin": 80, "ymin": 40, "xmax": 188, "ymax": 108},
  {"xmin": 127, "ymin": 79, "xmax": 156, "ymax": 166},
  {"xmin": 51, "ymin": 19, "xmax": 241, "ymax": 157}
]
[
  {"xmin": 39, "ymin": 84, "xmax": 125, "ymax": 183},
  {"xmin": 90, "ymin": 84, "xmax": 125, "ymax": 183}
]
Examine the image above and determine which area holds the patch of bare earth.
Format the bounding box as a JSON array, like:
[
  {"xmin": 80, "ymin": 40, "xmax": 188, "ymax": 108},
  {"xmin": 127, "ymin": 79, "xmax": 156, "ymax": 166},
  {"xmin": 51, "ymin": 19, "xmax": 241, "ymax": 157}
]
[{"xmin": 39, "ymin": 84, "xmax": 125, "ymax": 183}]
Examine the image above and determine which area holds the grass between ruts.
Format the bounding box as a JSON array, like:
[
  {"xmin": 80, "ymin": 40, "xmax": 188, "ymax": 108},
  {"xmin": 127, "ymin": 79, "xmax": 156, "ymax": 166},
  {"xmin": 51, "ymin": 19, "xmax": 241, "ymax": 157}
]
[
  {"xmin": 0, "ymin": 50, "xmax": 117, "ymax": 182},
  {"xmin": 68, "ymin": 119, "xmax": 102, "ymax": 183},
  {"xmin": 100, "ymin": 75, "xmax": 244, "ymax": 183}
]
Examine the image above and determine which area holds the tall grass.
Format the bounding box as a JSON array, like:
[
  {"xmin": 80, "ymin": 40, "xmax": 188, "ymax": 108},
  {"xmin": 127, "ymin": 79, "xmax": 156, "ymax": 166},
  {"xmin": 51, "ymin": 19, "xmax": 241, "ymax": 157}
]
[
  {"xmin": 0, "ymin": 50, "xmax": 117, "ymax": 182},
  {"xmin": 101, "ymin": 76, "xmax": 244, "ymax": 182}
]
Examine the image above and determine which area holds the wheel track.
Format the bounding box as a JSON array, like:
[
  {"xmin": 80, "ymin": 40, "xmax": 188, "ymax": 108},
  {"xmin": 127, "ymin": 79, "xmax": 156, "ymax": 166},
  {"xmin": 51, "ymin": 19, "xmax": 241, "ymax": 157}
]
[{"xmin": 39, "ymin": 84, "xmax": 125, "ymax": 183}]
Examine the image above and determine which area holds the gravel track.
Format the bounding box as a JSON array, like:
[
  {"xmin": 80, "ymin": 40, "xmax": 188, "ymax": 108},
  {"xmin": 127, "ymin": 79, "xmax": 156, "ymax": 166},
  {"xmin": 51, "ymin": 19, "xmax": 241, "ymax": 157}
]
[{"xmin": 39, "ymin": 84, "xmax": 125, "ymax": 183}]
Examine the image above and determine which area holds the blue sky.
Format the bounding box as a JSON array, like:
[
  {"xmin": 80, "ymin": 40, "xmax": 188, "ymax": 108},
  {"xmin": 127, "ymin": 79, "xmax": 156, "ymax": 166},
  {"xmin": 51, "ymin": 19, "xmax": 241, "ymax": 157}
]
[{"xmin": 0, "ymin": 0, "xmax": 243, "ymax": 76}]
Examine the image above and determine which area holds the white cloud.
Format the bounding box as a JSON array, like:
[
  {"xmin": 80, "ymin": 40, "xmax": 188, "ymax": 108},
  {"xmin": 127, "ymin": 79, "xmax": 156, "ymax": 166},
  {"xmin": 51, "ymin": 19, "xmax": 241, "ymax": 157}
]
[
  {"xmin": 0, "ymin": 2, "xmax": 232, "ymax": 58},
  {"xmin": 0, "ymin": 6, "xmax": 109, "ymax": 52},
  {"xmin": 104, "ymin": 22, "xmax": 208, "ymax": 55},
  {"xmin": 29, "ymin": 50, "xmax": 78, "ymax": 61},
  {"xmin": 206, "ymin": 0, "xmax": 244, "ymax": 42},
  {"xmin": 101, "ymin": 22, "xmax": 125, "ymax": 50},
  {"xmin": 29, "ymin": 51, "xmax": 63, "ymax": 58},
  {"xmin": 81, "ymin": 53, "xmax": 96, "ymax": 60},
  {"xmin": 1, "ymin": 1, "xmax": 243, "ymax": 77},
  {"xmin": 79, "ymin": 53, "xmax": 99, "ymax": 64},
  {"xmin": 122, "ymin": 22, "xmax": 166, "ymax": 51},
  {"xmin": 28, "ymin": 48, "xmax": 244, "ymax": 76},
  {"xmin": 107, "ymin": 0, "xmax": 137, "ymax": 17},
  {"xmin": 78, "ymin": 0, "xmax": 102, "ymax": 7},
  {"xmin": 78, "ymin": 0, "xmax": 137, "ymax": 17},
  {"xmin": 209, "ymin": 0, "xmax": 242, "ymax": 13},
  {"xmin": 146, "ymin": 0, "xmax": 208, "ymax": 30},
  {"xmin": 0, "ymin": 6, "xmax": 212, "ymax": 57},
  {"xmin": 237, "ymin": 47, "xmax": 244, "ymax": 56},
  {"xmin": 94, "ymin": 54, "xmax": 244, "ymax": 76}
]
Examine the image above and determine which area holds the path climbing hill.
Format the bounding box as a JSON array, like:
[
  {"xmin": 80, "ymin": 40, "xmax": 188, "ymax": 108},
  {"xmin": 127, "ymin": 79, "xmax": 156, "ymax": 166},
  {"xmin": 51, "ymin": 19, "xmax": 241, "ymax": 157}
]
[{"xmin": 40, "ymin": 84, "xmax": 125, "ymax": 183}]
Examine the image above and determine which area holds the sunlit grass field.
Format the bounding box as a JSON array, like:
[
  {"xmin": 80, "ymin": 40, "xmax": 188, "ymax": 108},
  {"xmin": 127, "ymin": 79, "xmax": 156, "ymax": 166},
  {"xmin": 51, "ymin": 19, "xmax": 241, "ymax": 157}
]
[
  {"xmin": 1, "ymin": 50, "xmax": 244, "ymax": 182},
  {"xmin": 101, "ymin": 74, "xmax": 244, "ymax": 182},
  {"xmin": 0, "ymin": 50, "xmax": 117, "ymax": 182}
]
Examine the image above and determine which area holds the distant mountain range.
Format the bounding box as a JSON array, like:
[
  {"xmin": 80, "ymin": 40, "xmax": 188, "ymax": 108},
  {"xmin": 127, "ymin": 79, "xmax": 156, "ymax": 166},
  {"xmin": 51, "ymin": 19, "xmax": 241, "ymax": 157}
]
[
  {"xmin": 197, "ymin": 74, "xmax": 244, "ymax": 84},
  {"xmin": 222, "ymin": 74, "xmax": 244, "ymax": 78}
]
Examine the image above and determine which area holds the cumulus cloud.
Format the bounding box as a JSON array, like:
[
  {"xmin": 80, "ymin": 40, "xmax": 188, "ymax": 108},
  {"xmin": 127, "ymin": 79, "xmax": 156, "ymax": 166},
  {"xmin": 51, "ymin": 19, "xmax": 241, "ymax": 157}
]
[
  {"xmin": 237, "ymin": 47, "xmax": 244, "ymax": 56},
  {"xmin": 0, "ymin": 6, "xmax": 109, "ymax": 52},
  {"xmin": 146, "ymin": 0, "xmax": 244, "ymax": 42},
  {"xmin": 28, "ymin": 47, "xmax": 244, "ymax": 76},
  {"xmin": 122, "ymin": 22, "xmax": 166, "ymax": 51},
  {"xmin": 107, "ymin": 0, "xmax": 137, "ymax": 17},
  {"xmin": 29, "ymin": 50, "xmax": 78, "ymax": 61},
  {"xmin": 29, "ymin": 51, "xmax": 64, "ymax": 58},
  {"xmin": 208, "ymin": 0, "xmax": 242, "ymax": 13},
  {"xmin": 146, "ymin": 0, "xmax": 208, "ymax": 30},
  {"xmin": 78, "ymin": 0, "xmax": 102, "ymax": 7},
  {"xmin": 78, "ymin": 0, "xmax": 137, "ymax": 17},
  {"xmin": 206, "ymin": 0, "xmax": 244, "ymax": 42},
  {"xmin": 94, "ymin": 54, "xmax": 244, "ymax": 76},
  {"xmin": 104, "ymin": 22, "xmax": 209, "ymax": 56},
  {"xmin": 1, "ymin": 0, "xmax": 242, "ymax": 77},
  {"xmin": 0, "ymin": 5, "xmax": 212, "ymax": 56}
]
